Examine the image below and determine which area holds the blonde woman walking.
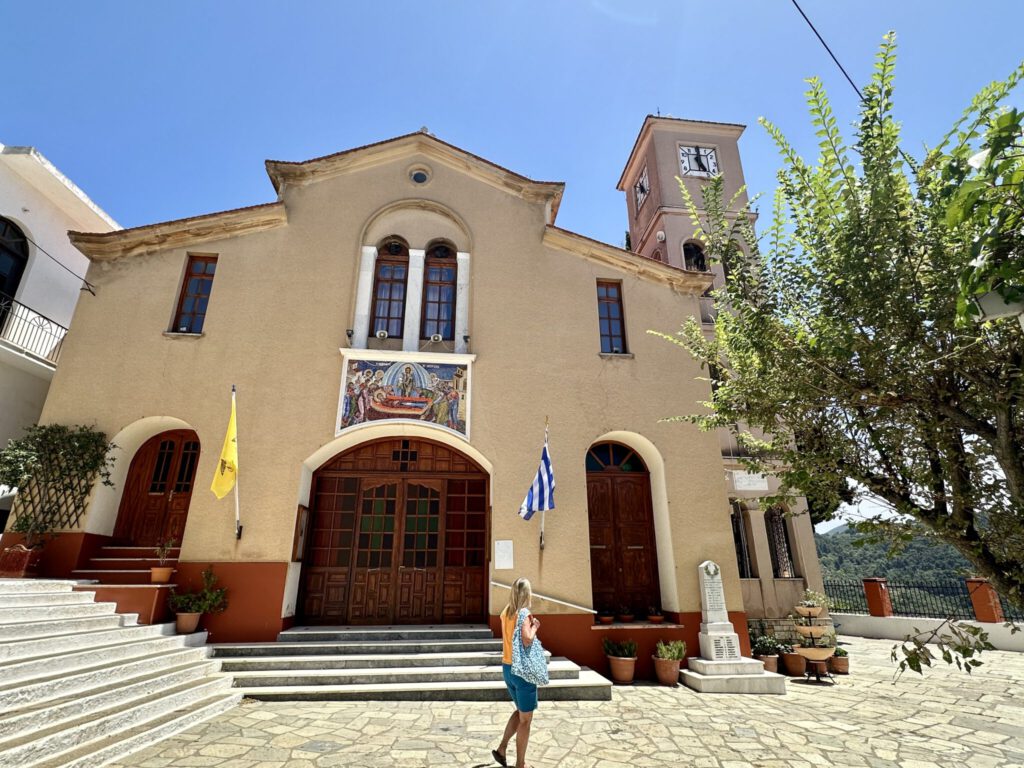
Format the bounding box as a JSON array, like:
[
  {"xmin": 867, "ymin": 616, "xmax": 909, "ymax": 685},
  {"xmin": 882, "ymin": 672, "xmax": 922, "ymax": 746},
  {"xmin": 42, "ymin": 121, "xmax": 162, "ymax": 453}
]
[{"xmin": 492, "ymin": 577, "xmax": 540, "ymax": 768}]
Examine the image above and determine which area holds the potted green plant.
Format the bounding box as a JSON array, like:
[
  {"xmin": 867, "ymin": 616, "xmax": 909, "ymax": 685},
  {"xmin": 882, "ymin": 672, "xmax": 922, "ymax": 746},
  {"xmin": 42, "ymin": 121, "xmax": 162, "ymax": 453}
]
[
  {"xmin": 652, "ymin": 639, "xmax": 687, "ymax": 686},
  {"xmin": 596, "ymin": 606, "xmax": 614, "ymax": 625},
  {"xmin": 646, "ymin": 605, "xmax": 665, "ymax": 624},
  {"xmin": 779, "ymin": 641, "xmax": 807, "ymax": 677},
  {"xmin": 150, "ymin": 538, "xmax": 177, "ymax": 583},
  {"xmin": 603, "ymin": 638, "xmax": 638, "ymax": 684},
  {"xmin": 793, "ymin": 588, "xmax": 830, "ymax": 619},
  {"xmin": 615, "ymin": 605, "xmax": 635, "ymax": 623},
  {"xmin": 167, "ymin": 567, "xmax": 227, "ymax": 634},
  {"xmin": 829, "ymin": 646, "xmax": 849, "ymax": 674},
  {"xmin": 751, "ymin": 634, "xmax": 783, "ymax": 674}
]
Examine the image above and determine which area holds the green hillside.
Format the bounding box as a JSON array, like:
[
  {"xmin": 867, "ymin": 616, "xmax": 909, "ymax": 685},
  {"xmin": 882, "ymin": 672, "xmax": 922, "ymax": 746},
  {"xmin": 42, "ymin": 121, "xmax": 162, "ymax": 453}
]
[{"xmin": 815, "ymin": 525, "xmax": 974, "ymax": 582}]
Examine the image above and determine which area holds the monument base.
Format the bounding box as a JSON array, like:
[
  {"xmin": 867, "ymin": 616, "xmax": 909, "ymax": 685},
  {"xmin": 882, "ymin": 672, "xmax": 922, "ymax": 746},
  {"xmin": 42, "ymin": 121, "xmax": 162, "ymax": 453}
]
[
  {"xmin": 681, "ymin": 668, "xmax": 787, "ymax": 694},
  {"xmin": 687, "ymin": 657, "xmax": 765, "ymax": 676}
]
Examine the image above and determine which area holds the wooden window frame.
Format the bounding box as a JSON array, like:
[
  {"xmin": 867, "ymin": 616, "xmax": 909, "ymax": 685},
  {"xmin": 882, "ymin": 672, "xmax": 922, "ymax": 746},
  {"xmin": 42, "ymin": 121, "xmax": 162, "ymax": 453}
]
[
  {"xmin": 371, "ymin": 242, "xmax": 409, "ymax": 339},
  {"xmin": 420, "ymin": 244, "xmax": 456, "ymax": 341},
  {"xmin": 596, "ymin": 280, "xmax": 628, "ymax": 354},
  {"xmin": 172, "ymin": 255, "xmax": 217, "ymax": 334}
]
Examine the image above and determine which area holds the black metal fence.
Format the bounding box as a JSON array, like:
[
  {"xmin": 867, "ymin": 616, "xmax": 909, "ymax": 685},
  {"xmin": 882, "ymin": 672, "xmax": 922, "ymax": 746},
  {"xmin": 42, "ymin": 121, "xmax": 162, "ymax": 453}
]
[
  {"xmin": 1001, "ymin": 594, "xmax": 1024, "ymax": 623},
  {"xmin": 0, "ymin": 292, "xmax": 67, "ymax": 365},
  {"xmin": 823, "ymin": 579, "xmax": 869, "ymax": 614},
  {"xmin": 888, "ymin": 580, "xmax": 975, "ymax": 621}
]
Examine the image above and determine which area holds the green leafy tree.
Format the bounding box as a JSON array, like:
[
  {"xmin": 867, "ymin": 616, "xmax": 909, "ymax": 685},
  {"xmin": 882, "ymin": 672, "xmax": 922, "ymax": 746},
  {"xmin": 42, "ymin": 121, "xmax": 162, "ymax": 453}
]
[{"xmin": 655, "ymin": 35, "xmax": 1024, "ymax": 621}]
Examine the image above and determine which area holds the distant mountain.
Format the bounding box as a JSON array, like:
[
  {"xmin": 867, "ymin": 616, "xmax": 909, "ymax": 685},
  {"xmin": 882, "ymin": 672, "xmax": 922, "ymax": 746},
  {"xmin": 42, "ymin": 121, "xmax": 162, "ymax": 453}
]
[{"xmin": 814, "ymin": 525, "xmax": 974, "ymax": 582}]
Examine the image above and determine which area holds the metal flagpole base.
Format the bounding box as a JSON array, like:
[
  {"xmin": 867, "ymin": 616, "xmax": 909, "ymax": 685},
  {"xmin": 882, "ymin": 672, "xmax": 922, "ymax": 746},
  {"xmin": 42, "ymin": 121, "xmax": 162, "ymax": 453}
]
[{"xmin": 235, "ymin": 523, "xmax": 243, "ymax": 540}]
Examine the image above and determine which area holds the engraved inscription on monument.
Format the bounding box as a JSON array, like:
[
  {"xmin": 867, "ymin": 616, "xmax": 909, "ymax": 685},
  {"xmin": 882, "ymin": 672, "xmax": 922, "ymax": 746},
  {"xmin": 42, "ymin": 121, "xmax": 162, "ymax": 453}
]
[{"xmin": 697, "ymin": 560, "xmax": 741, "ymax": 661}]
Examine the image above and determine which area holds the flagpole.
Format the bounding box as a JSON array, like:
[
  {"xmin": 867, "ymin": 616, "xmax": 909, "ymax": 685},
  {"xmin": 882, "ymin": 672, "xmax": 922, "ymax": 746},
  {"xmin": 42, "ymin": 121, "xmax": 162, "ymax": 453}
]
[
  {"xmin": 233, "ymin": 385, "xmax": 243, "ymax": 540},
  {"xmin": 540, "ymin": 416, "xmax": 549, "ymax": 550}
]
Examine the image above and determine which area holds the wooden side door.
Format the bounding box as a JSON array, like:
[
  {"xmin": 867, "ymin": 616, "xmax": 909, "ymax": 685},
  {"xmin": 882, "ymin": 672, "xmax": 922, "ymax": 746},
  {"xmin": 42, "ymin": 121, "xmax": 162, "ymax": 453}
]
[
  {"xmin": 442, "ymin": 477, "xmax": 488, "ymax": 623},
  {"xmin": 347, "ymin": 479, "xmax": 399, "ymax": 624},
  {"xmin": 162, "ymin": 438, "xmax": 200, "ymax": 545},
  {"xmin": 300, "ymin": 475, "xmax": 358, "ymax": 623},
  {"xmin": 395, "ymin": 480, "xmax": 443, "ymax": 623},
  {"xmin": 614, "ymin": 475, "xmax": 660, "ymax": 611},
  {"xmin": 587, "ymin": 476, "xmax": 617, "ymax": 612}
]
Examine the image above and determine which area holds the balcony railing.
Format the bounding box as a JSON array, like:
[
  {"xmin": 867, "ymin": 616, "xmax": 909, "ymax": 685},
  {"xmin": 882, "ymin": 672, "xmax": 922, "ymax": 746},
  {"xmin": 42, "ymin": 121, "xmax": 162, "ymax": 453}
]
[{"xmin": 0, "ymin": 292, "xmax": 68, "ymax": 366}]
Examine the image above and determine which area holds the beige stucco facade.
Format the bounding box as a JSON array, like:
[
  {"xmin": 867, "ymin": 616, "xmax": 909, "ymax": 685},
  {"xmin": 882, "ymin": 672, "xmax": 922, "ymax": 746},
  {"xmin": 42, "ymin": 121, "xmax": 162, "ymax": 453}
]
[{"xmin": 19, "ymin": 126, "xmax": 822, "ymax": 642}]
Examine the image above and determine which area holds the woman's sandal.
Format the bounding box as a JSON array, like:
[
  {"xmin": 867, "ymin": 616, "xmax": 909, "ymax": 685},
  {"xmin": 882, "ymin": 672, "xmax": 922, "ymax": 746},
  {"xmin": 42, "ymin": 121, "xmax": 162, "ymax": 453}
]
[{"xmin": 491, "ymin": 749, "xmax": 508, "ymax": 767}]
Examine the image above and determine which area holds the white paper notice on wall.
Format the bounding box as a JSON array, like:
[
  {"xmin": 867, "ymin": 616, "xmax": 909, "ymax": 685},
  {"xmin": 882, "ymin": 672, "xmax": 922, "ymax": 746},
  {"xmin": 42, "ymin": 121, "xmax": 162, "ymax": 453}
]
[
  {"xmin": 494, "ymin": 540, "xmax": 514, "ymax": 570},
  {"xmin": 731, "ymin": 470, "xmax": 769, "ymax": 491}
]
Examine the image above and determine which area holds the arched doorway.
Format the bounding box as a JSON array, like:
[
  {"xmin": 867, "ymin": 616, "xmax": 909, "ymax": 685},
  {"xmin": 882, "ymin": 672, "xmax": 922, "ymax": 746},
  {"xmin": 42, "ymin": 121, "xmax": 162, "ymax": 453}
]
[
  {"xmin": 113, "ymin": 430, "xmax": 200, "ymax": 546},
  {"xmin": 300, "ymin": 437, "xmax": 489, "ymax": 625},
  {"xmin": 586, "ymin": 442, "xmax": 661, "ymax": 614}
]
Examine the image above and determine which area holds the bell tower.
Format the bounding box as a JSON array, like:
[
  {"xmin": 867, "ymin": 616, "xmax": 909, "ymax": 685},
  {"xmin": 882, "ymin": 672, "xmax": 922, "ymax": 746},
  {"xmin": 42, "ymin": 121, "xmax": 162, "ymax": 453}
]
[{"xmin": 617, "ymin": 116, "xmax": 748, "ymax": 270}]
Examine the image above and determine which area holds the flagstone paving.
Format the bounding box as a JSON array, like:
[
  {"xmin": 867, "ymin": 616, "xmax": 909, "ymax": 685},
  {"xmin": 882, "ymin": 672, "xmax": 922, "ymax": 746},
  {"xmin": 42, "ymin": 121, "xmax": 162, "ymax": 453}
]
[{"xmin": 107, "ymin": 636, "xmax": 1024, "ymax": 767}]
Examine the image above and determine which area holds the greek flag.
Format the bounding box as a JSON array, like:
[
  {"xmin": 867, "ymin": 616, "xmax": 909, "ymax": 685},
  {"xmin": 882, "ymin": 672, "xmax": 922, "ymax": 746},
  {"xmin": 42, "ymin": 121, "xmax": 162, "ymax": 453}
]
[{"xmin": 519, "ymin": 428, "xmax": 555, "ymax": 520}]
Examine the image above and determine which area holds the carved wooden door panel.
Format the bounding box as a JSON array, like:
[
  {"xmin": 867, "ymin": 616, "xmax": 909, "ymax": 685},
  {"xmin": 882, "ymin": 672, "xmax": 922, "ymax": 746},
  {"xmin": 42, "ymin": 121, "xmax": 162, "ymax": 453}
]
[
  {"xmin": 348, "ymin": 479, "xmax": 399, "ymax": 624},
  {"xmin": 300, "ymin": 476, "xmax": 358, "ymax": 622},
  {"xmin": 441, "ymin": 477, "xmax": 488, "ymax": 623},
  {"xmin": 114, "ymin": 431, "xmax": 199, "ymax": 547},
  {"xmin": 614, "ymin": 475, "xmax": 660, "ymax": 611},
  {"xmin": 586, "ymin": 476, "xmax": 617, "ymax": 613},
  {"xmin": 395, "ymin": 480, "xmax": 443, "ymax": 623}
]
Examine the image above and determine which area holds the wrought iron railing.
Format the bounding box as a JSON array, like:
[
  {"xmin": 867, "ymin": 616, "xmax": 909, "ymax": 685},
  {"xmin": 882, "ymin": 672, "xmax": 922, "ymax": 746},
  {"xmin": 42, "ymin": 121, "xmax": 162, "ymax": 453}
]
[
  {"xmin": 0, "ymin": 292, "xmax": 67, "ymax": 366},
  {"xmin": 888, "ymin": 580, "xmax": 975, "ymax": 620},
  {"xmin": 1000, "ymin": 594, "xmax": 1024, "ymax": 623},
  {"xmin": 823, "ymin": 579, "xmax": 869, "ymax": 614}
]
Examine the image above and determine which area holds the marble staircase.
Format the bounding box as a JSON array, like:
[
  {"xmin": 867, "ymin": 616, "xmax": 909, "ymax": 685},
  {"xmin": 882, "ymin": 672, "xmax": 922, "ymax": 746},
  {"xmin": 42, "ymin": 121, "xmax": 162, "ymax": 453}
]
[
  {"xmin": 214, "ymin": 625, "xmax": 613, "ymax": 701},
  {"xmin": 0, "ymin": 578, "xmax": 239, "ymax": 768}
]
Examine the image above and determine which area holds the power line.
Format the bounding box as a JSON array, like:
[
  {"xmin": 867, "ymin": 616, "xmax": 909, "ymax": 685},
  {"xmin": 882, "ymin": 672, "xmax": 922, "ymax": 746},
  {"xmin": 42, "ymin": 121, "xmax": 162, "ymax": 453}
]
[
  {"xmin": 20, "ymin": 232, "xmax": 95, "ymax": 295},
  {"xmin": 789, "ymin": 0, "xmax": 865, "ymax": 101}
]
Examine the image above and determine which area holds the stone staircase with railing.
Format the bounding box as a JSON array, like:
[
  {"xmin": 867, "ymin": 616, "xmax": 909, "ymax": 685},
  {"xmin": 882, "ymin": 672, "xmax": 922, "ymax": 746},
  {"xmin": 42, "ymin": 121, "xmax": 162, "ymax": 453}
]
[
  {"xmin": 0, "ymin": 578, "xmax": 239, "ymax": 768},
  {"xmin": 214, "ymin": 625, "xmax": 612, "ymax": 701}
]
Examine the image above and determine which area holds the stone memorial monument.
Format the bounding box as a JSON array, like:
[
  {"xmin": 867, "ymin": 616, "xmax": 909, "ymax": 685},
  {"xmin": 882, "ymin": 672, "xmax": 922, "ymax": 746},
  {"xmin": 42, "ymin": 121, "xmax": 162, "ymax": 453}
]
[{"xmin": 680, "ymin": 560, "xmax": 786, "ymax": 694}]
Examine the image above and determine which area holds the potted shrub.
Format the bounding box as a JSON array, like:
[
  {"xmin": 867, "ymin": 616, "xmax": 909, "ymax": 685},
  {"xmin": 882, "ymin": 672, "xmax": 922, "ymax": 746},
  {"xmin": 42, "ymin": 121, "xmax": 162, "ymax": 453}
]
[
  {"xmin": 652, "ymin": 639, "xmax": 687, "ymax": 686},
  {"xmin": 779, "ymin": 642, "xmax": 807, "ymax": 676},
  {"xmin": 829, "ymin": 646, "xmax": 849, "ymax": 674},
  {"xmin": 150, "ymin": 538, "xmax": 177, "ymax": 583},
  {"xmin": 167, "ymin": 567, "xmax": 227, "ymax": 634},
  {"xmin": 0, "ymin": 424, "xmax": 115, "ymax": 578},
  {"xmin": 751, "ymin": 634, "xmax": 783, "ymax": 674},
  {"xmin": 596, "ymin": 606, "xmax": 615, "ymax": 625},
  {"xmin": 615, "ymin": 605, "xmax": 635, "ymax": 623},
  {"xmin": 646, "ymin": 605, "xmax": 665, "ymax": 624},
  {"xmin": 793, "ymin": 588, "xmax": 830, "ymax": 619},
  {"xmin": 603, "ymin": 638, "xmax": 638, "ymax": 684}
]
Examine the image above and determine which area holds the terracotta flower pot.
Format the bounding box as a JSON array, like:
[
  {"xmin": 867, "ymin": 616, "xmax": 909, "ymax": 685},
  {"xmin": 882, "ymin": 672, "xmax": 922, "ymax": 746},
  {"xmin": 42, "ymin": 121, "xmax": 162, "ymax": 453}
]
[
  {"xmin": 829, "ymin": 656, "xmax": 850, "ymax": 674},
  {"xmin": 646, "ymin": 615, "xmax": 665, "ymax": 624},
  {"xmin": 616, "ymin": 614, "xmax": 634, "ymax": 623},
  {"xmin": 0, "ymin": 544, "xmax": 43, "ymax": 578},
  {"xmin": 781, "ymin": 652, "xmax": 807, "ymax": 677},
  {"xmin": 150, "ymin": 566, "xmax": 174, "ymax": 584},
  {"xmin": 794, "ymin": 605, "xmax": 824, "ymax": 618},
  {"xmin": 607, "ymin": 655, "xmax": 636, "ymax": 685},
  {"xmin": 652, "ymin": 655, "xmax": 681, "ymax": 686},
  {"xmin": 755, "ymin": 654, "xmax": 779, "ymax": 673},
  {"xmin": 175, "ymin": 612, "xmax": 202, "ymax": 634},
  {"xmin": 597, "ymin": 615, "xmax": 614, "ymax": 625},
  {"xmin": 794, "ymin": 645, "xmax": 835, "ymax": 663}
]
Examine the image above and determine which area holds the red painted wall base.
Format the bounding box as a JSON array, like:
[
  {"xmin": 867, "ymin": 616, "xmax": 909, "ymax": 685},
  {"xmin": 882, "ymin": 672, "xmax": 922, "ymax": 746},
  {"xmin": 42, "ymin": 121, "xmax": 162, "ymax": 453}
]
[{"xmin": 173, "ymin": 561, "xmax": 289, "ymax": 643}]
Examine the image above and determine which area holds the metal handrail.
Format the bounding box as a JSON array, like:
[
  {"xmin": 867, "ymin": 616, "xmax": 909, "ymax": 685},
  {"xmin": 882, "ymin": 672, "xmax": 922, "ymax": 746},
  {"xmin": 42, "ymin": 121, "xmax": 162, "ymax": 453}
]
[
  {"xmin": 490, "ymin": 580, "xmax": 597, "ymax": 614},
  {"xmin": 0, "ymin": 292, "xmax": 68, "ymax": 366}
]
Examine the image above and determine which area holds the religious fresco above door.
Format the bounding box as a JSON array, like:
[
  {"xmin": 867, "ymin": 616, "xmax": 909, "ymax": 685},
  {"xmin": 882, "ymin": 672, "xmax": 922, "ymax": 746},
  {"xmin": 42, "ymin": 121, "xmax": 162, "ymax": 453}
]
[{"xmin": 337, "ymin": 353, "xmax": 472, "ymax": 438}]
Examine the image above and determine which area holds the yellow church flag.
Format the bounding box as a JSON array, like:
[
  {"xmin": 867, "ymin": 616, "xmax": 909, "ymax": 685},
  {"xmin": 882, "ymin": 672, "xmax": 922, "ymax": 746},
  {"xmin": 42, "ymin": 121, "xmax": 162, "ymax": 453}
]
[{"xmin": 211, "ymin": 386, "xmax": 238, "ymax": 500}]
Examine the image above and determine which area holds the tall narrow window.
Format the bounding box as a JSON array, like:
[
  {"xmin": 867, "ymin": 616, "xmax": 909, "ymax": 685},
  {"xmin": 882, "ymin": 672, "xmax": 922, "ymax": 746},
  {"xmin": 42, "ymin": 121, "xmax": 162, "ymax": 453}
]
[
  {"xmin": 730, "ymin": 501, "xmax": 754, "ymax": 578},
  {"xmin": 597, "ymin": 280, "xmax": 627, "ymax": 354},
  {"xmin": 173, "ymin": 255, "xmax": 217, "ymax": 333},
  {"xmin": 683, "ymin": 242, "xmax": 707, "ymax": 271},
  {"xmin": 0, "ymin": 217, "xmax": 29, "ymax": 300},
  {"xmin": 766, "ymin": 507, "xmax": 797, "ymax": 578},
  {"xmin": 421, "ymin": 242, "xmax": 456, "ymax": 340},
  {"xmin": 371, "ymin": 239, "xmax": 408, "ymax": 339}
]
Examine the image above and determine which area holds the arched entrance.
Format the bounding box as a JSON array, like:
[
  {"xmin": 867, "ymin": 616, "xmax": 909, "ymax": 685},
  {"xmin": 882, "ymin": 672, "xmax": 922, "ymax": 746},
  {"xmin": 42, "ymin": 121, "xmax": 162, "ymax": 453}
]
[
  {"xmin": 300, "ymin": 437, "xmax": 489, "ymax": 625},
  {"xmin": 586, "ymin": 442, "xmax": 661, "ymax": 614},
  {"xmin": 113, "ymin": 429, "xmax": 200, "ymax": 546}
]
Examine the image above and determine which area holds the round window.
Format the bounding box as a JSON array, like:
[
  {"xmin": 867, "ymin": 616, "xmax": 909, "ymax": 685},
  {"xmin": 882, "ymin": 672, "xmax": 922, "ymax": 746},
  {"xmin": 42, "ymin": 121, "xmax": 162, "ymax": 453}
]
[{"xmin": 410, "ymin": 168, "xmax": 430, "ymax": 185}]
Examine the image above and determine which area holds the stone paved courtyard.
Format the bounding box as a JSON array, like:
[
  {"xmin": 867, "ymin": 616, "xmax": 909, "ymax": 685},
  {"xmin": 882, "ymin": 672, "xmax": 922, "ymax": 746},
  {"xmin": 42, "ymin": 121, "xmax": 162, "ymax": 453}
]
[{"xmin": 108, "ymin": 636, "xmax": 1024, "ymax": 768}]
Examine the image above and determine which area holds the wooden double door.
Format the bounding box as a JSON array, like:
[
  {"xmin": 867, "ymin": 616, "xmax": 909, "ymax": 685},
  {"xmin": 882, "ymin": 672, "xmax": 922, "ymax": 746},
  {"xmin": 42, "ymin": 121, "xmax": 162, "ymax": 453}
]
[
  {"xmin": 114, "ymin": 430, "xmax": 200, "ymax": 546},
  {"xmin": 300, "ymin": 439, "xmax": 488, "ymax": 625},
  {"xmin": 586, "ymin": 443, "xmax": 660, "ymax": 614}
]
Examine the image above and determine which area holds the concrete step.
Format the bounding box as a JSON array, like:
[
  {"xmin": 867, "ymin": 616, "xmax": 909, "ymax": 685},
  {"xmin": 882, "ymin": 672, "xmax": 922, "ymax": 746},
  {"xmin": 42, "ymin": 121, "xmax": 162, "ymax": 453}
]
[
  {"xmin": 86, "ymin": 557, "xmax": 178, "ymax": 568},
  {"xmin": 69, "ymin": 569, "xmax": 153, "ymax": 585},
  {"xmin": 0, "ymin": 590, "xmax": 98, "ymax": 607},
  {"xmin": 0, "ymin": 620, "xmax": 170, "ymax": 664},
  {"xmin": 99, "ymin": 546, "xmax": 180, "ymax": 558},
  {"xmin": 213, "ymin": 638, "xmax": 504, "ymax": 657},
  {"xmin": 0, "ymin": 579, "xmax": 78, "ymax": 595},
  {"xmin": 0, "ymin": 638, "xmax": 209, "ymax": 706},
  {"xmin": 9, "ymin": 677, "xmax": 236, "ymax": 768},
  {"xmin": 230, "ymin": 658, "xmax": 580, "ymax": 687},
  {"xmin": 0, "ymin": 658, "xmax": 221, "ymax": 742},
  {"xmin": 0, "ymin": 612, "xmax": 130, "ymax": 642},
  {"xmin": 280, "ymin": 625, "xmax": 496, "ymax": 642},
  {"xmin": 217, "ymin": 650, "xmax": 505, "ymax": 672},
  {"xmin": 30, "ymin": 691, "xmax": 239, "ymax": 768},
  {"xmin": 239, "ymin": 668, "xmax": 612, "ymax": 701},
  {"xmin": 0, "ymin": 600, "xmax": 118, "ymax": 624}
]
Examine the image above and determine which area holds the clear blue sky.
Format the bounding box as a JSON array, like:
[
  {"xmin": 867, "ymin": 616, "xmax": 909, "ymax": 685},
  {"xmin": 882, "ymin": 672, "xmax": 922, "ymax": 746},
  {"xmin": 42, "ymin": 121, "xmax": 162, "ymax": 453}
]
[{"xmin": 3, "ymin": 1, "xmax": 1022, "ymax": 247}]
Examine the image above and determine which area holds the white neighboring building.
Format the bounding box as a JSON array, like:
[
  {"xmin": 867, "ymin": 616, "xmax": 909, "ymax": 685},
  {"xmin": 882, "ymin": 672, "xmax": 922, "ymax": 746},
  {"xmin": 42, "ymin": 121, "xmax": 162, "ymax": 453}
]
[{"xmin": 0, "ymin": 144, "xmax": 118, "ymax": 524}]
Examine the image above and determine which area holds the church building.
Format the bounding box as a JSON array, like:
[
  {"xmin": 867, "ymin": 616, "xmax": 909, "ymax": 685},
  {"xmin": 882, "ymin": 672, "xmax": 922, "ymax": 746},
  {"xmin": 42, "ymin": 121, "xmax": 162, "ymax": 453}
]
[{"xmin": 6, "ymin": 117, "xmax": 824, "ymax": 668}]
